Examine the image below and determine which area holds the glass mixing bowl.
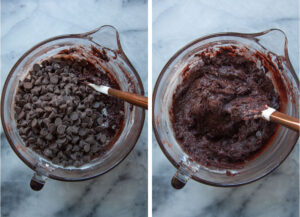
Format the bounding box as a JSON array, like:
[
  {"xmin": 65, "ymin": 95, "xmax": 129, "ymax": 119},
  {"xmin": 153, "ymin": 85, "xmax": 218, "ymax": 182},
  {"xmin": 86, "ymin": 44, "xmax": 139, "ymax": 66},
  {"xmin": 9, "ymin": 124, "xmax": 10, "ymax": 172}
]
[
  {"xmin": 1, "ymin": 25, "xmax": 145, "ymax": 190},
  {"xmin": 153, "ymin": 29, "xmax": 299, "ymax": 188}
]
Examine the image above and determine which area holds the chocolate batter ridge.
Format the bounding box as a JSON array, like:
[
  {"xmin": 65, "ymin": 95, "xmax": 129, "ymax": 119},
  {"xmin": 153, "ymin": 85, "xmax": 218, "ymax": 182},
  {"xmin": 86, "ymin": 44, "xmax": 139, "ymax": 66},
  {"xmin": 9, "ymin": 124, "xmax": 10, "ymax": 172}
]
[{"xmin": 171, "ymin": 47, "xmax": 281, "ymax": 168}]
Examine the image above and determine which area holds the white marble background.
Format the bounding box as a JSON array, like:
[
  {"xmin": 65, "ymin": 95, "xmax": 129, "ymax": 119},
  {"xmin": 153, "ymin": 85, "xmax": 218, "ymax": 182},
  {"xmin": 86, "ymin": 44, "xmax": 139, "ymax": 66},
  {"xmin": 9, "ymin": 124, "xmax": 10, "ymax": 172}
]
[
  {"xmin": 1, "ymin": 0, "xmax": 147, "ymax": 217},
  {"xmin": 152, "ymin": 0, "xmax": 299, "ymax": 217}
]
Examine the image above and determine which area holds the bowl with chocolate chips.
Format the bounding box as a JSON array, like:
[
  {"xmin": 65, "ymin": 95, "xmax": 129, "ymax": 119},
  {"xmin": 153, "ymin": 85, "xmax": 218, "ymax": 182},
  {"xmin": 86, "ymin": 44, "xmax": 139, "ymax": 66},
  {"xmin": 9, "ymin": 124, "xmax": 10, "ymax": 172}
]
[
  {"xmin": 1, "ymin": 25, "xmax": 145, "ymax": 190},
  {"xmin": 153, "ymin": 29, "xmax": 299, "ymax": 188}
]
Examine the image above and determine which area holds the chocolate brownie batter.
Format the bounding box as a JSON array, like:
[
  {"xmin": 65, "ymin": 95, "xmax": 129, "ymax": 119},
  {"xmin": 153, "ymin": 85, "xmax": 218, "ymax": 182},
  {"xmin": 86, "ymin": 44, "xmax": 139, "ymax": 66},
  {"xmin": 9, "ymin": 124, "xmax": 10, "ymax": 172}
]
[
  {"xmin": 171, "ymin": 48, "xmax": 280, "ymax": 168},
  {"xmin": 14, "ymin": 56, "xmax": 124, "ymax": 167}
]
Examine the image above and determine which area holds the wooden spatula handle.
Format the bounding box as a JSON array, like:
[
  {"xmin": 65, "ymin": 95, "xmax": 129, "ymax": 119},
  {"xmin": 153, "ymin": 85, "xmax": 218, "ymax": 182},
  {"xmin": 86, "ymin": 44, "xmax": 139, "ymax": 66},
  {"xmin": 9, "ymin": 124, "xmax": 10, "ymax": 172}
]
[
  {"xmin": 270, "ymin": 111, "xmax": 300, "ymax": 132},
  {"xmin": 108, "ymin": 88, "xmax": 148, "ymax": 109}
]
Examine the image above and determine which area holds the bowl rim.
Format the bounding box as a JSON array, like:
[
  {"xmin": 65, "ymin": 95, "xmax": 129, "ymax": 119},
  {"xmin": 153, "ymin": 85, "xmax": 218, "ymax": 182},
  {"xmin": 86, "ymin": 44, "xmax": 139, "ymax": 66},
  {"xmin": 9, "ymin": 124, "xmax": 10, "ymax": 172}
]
[
  {"xmin": 152, "ymin": 29, "xmax": 299, "ymax": 187},
  {"xmin": 1, "ymin": 29, "xmax": 145, "ymax": 182}
]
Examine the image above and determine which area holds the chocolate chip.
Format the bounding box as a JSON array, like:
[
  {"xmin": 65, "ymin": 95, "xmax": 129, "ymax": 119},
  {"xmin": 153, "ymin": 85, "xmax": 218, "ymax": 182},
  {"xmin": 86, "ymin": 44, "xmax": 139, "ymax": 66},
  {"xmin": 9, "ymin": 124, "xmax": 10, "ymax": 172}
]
[
  {"xmin": 45, "ymin": 134, "xmax": 53, "ymax": 141},
  {"xmin": 80, "ymin": 112, "xmax": 86, "ymax": 119},
  {"xmin": 95, "ymin": 126, "xmax": 102, "ymax": 133},
  {"xmin": 256, "ymin": 131, "xmax": 262, "ymax": 139},
  {"xmin": 81, "ymin": 123, "xmax": 88, "ymax": 128},
  {"xmin": 45, "ymin": 65, "xmax": 52, "ymax": 72},
  {"xmin": 41, "ymin": 118, "xmax": 51, "ymax": 128},
  {"xmin": 23, "ymin": 103, "xmax": 31, "ymax": 110},
  {"xmin": 66, "ymin": 135, "xmax": 72, "ymax": 141},
  {"xmin": 42, "ymin": 77, "xmax": 49, "ymax": 85},
  {"xmin": 17, "ymin": 111, "xmax": 25, "ymax": 120},
  {"xmin": 50, "ymin": 75, "xmax": 59, "ymax": 84},
  {"xmin": 81, "ymin": 117, "xmax": 89, "ymax": 124},
  {"xmin": 41, "ymin": 85, "xmax": 48, "ymax": 94},
  {"xmin": 87, "ymin": 94, "xmax": 95, "ymax": 103},
  {"xmin": 72, "ymin": 126, "xmax": 79, "ymax": 134},
  {"xmin": 91, "ymin": 143, "xmax": 103, "ymax": 153},
  {"xmin": 33, "ymin": 64, "xmax": 40, "ymax": 72},
  {"xmin": 41, "ymin": 101, "xmax": 48, "ymax": 108},
  {"xmin": 23, "ymin": 82, "xmax": 33, "ymax": 90},
  {"xmin": 101, "ymin": 108, "xmax": 108, "ymax": 116},
  {"xmin": 49, "ymin": 123, "xmax": 56, "ymax": 133},
  {"xmin": 40, "ymin": 128, "xmax": 48, "ymax": 137},
  {"xmin": 31, "ymin": 119, "xmax": 38, "ymax": 128},
  {"xmin": 72, "ymin": 136, "xmax": 80, "ymax": 144},
  {"xmin": 97, "ymin": 133, "xmax": 107, "ymax": 144},
  {"xmin": 74, "ymin": 118, "xmax": 81, "ymax": 126},
  {"xmin": 86, "ymin": 108, "xmax": 93, "ymax": 117},
  {"xmin": 65, "ymin": 88, "xmax": 71, "ymax": 95},
  {"xmin": 26, "ymin": 111, "xmax": 33, "ymax": 121},
  {"xmin": 36, "ymin": 138, "xmax": 44, "ymax": 146},
  {"xmin": 72, "ymin": 145, "xmax": 80, "ymax": 152},
  {"xmin": 45, "ymin": 106, "xmax": 52, "ymax": 113},
  {"xmin": 32, "ymin": 96, "xmax": 38, "ymax": 102},
  {"xmin": 19, "ymin": 120, "xmax": 28, "ymax": 127},
  {"xmin": 93, "ymin": 102, "xmax": 100, "ymax": 109},
  {"xmin": 57, "ymin": 138, "xmax": 67, "ymax": 144},
  {"xmin": 88, "ymin": 118, "xmax": 94, "ymax": 127},
  {"xmin": 57, "ymin": 151, "xmax": 66, "ymax": 159},
  {"xmin": 66, "ymin": 126, "xmax": 72, "ymax": 135},
  {"xmin": 17, "ymin": 99, "xmax": 26, "ymax": 106},
  {"xmin": 85, "ymin": 135, "xmax": 95, "ymax": 144},
  {"xmin": 59, "ymin": 104, "xmax": 67, "ymax": 110},
  {"xmin": 46, "ymin": 84, "xmax": 54, "ymax": 92},
  {"xmin": 66, "ymin": 100, "xmax": 74, "ymax": 108},
  {"xmin": 43, "ymin": 148, "xmax": 52, "ymax": 157},
  {"xmin": 59, "ymin": 82, "xmax": 66, "ymax": 89},
  {"xmin": 54, "ymin": 118, "xmax": 62, "ymax": 126},
  {"xmin": 77, "ymin": 103, "xmax": 85, "ymax": 110},
  {"xmin": 62, "ymin": 116, "xmax": 70, "ymax": 126},
  {"xmin": 70, "ymin": 112, "xmax": 79, "ymax": 121},
  {"xmin": 84, "ymin": 143, "xmax": 90, "ymax": 153},
  {"xmin": 53, "ymin": 63, "xmax": 60, "ymax": 70},
  {"xmin": 54, "ymin": 87, "xmax": 60, "ymax": 95},
  {"xmin": 34, "ymin": 77, "xmax": 43, "ymax": 85},
  {"xmin": 57, "ymin": 125, "xmax": 66, "ymax": 134},
  {"xmin": 27, "ymin": 137, "xmax": 36, "ymax": 144},
  {"xmin": 70, "ymin": 153, "xmax": 77, "ymax": 160},
  {"xmin": 62, "ymin": 76, "xmax": 69, "ymax": 83},
  {"xmin": 72, "ymin": 85, "xmax": 78, "ymax": 92},
  {"xmin": 48, "ymin": 111, "xmax": 56, "ymax": 120},
  {"xmin": 31, "ymin": 86, "xmax": 41, "ymax": 95},
  {"xmin": 50, "ymin": 143, "xmax": 58, "ymax": 150},
  {"xmin": 15, "ymin": 106, "xmax": 21, "ymax": 114},
  {"xmin": 35, "ymin": 108, "xmax": 44, "ymax": 115},
  {"xmin": 66, "ymin": 107, "xmax": 73, "ymax": 115},
  {"xmin": 79, "ymin": 128, "xmax": 87, "ymax": 137}
]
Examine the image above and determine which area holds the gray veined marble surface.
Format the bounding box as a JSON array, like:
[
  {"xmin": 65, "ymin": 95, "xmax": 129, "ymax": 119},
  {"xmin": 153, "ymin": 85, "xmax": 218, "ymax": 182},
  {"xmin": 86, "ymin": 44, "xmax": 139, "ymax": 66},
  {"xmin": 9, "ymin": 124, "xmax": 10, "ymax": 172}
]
[
  {"xmin": 152, "ymin": 0, "xmax": 299, "ymax": 217},
  {"xmin": 1, "ymin": 0, "xmax": 147, "ymax": 217}
]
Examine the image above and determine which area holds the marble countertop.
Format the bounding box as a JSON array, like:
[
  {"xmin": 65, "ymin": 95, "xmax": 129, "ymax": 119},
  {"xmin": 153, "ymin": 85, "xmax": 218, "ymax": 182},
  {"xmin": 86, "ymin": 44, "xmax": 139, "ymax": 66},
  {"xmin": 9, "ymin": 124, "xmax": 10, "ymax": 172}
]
[
  {"xmin": 1, "ymin": 0, "xmax": 147, "ymax": 217},
  {"xmin": 152, "ymin": 0, "xmax": 299, "ymax": 217}
]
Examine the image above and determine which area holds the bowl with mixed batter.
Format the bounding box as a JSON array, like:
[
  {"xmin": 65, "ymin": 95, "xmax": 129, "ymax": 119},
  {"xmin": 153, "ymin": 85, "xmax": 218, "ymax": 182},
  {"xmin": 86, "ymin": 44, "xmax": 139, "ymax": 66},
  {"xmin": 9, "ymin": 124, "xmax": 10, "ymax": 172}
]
[
  {"xmin": 1, "ymin": 25, "xmax": 145, "ymax": 190},
  {"xmin": 153, "ymin": 29, "xmax": 299, "ymax": 188}
]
